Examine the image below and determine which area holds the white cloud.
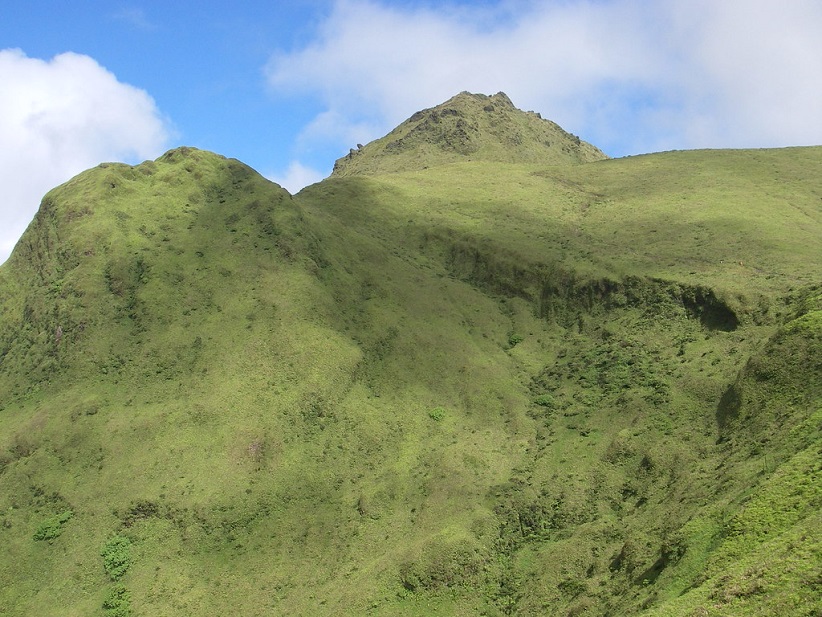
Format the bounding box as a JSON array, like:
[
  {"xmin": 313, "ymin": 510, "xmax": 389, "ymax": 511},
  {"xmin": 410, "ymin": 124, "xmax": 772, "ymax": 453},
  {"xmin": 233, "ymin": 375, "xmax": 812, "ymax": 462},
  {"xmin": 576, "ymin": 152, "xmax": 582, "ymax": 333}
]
[
  {"xmin": 269, "ymin": 161, "xmax": 326, "ymax": 194},
  {"xmin": 266, "ymin": 0, "xmax": 822, "ymax": 157},
  {"xmin": 0, "ymin": 49, "xmax": 171, "ymax": 264},
  {"xmin": 669, "ymin": 0, "xmax": 822, "ymax": 148}
]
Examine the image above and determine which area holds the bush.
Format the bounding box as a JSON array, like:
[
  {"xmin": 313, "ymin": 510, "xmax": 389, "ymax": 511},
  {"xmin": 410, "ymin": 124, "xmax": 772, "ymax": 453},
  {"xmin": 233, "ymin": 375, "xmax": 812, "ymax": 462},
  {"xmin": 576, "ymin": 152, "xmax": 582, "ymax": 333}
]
[
  {"xmin": 428, "ymin": 407, "xmax": 446, "ymax": 421},
  {"xmin": 101, "ymin": 535, "xmax": 133, "ymax": 580},
  {"xmin": 102, "ymin": 583, "xmax": 131, "ymax": 617},
  {"xmin": 32, "ymin": 510, "xmax": 73, "ymax": 541},
  {"xmin": 533, "ymin": 394, "xmax": 555, "ymax": 408},
  {"xmin": 399, "ymin": 536, "xmax": 488, "ymax": 591}
]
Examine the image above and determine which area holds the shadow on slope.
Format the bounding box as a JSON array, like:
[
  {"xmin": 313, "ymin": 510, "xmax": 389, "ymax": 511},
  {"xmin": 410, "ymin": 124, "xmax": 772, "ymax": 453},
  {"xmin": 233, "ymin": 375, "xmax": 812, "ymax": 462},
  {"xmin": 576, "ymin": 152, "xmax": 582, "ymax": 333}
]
[{"xmin": 0, "ymin": 144, "xmax": 819, "ymax": 617}]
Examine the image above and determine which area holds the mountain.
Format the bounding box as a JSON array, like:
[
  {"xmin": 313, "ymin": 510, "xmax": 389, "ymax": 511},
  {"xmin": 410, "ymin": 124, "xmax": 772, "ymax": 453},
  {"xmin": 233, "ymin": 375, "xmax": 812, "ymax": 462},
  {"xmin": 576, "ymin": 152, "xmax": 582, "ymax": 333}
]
[
  {"xmin": 1, "ymin": 93, "xmax": 820, "ymax": 617},
  {"xmin": 331, "ymin": 91, "xmax": 607, "ymax": 176}
]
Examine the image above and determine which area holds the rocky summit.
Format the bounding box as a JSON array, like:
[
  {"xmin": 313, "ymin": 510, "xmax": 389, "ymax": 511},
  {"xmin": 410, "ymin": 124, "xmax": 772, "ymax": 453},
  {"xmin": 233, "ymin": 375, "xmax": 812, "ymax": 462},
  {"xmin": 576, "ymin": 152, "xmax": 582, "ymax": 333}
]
[{"xmin": 332, "ymin": 91, "xmax": 607, "ymax": 176}]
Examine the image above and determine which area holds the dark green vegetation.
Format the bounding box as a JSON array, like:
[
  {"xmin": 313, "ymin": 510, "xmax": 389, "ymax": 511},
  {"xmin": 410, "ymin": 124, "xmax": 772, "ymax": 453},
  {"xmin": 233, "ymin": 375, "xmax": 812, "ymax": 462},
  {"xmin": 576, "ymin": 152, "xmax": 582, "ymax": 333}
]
[{"xmin": 1, "ymin": 92, "xmax": 820, "ymax": 616}]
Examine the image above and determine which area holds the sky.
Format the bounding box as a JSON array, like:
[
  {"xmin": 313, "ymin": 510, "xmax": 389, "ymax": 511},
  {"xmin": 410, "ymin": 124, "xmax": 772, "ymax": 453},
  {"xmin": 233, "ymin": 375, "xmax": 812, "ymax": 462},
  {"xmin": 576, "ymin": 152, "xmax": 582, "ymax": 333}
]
[{"xmin": 2, "ymin": 0, "xmax": 822, "ymax": 264}]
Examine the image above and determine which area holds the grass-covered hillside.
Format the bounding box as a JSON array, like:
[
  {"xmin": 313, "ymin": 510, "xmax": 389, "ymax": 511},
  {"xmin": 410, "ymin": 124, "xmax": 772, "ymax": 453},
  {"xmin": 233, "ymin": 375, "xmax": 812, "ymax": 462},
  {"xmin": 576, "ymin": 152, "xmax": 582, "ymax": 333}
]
[{"xmin": 0, "ymin": 93, "xmax": 820, "ymax": 616}]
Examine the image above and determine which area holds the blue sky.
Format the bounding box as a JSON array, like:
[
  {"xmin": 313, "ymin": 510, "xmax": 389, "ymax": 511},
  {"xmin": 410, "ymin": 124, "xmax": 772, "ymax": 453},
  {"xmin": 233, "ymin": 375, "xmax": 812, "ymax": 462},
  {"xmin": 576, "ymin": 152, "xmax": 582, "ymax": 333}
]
[{"xmin": 2, "ymin": 0, "xmax": 822, "ymax": 263}]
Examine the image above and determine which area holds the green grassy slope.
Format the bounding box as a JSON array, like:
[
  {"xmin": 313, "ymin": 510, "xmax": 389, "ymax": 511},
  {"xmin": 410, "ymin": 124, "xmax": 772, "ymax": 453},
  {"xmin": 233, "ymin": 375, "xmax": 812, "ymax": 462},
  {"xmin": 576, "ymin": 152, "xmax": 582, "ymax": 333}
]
[
  {"xmin": 295, "ymin": 151, "xmax": 821, "ymax": 616},
  {"xmin": 0, "ymin": 96, "xmax": 820, "ymax": 616}
]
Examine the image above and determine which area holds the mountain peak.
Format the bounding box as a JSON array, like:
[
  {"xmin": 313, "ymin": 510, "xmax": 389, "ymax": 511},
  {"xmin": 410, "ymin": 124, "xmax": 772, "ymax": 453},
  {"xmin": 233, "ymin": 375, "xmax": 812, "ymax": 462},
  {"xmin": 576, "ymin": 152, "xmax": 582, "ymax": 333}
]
[
  {"xmin": 331, "ymin": 91, "xmax": 607, "ymax": 177},
  {"xmin": 432, "ymin": 90, "xmax": 515, "ymax": 110}
]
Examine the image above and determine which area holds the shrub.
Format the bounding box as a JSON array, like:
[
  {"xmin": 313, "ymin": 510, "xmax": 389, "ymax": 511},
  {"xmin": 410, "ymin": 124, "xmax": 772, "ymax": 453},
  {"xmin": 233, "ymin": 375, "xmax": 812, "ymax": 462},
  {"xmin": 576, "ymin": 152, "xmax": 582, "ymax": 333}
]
[
  {"xmin": 428, "ymin": 407, "xmax": 446, "ymax": 421},
  {"xmin": 533, "ymin": 394, "xmax": 555, "ymax": 408},
  {"xmin": 102, "ymin": 583, "xmax": 131, "ymax": 617},
  {"xmin": 101, "ymin": 535, "xmax": 133, "ymax": 580},
  {"xmin": 399, "ymin": 536, "xmax": 488, "ymax": 591},
  {"xmin": 32, "ymin": 510, "xmax": 73, "ymax": 541}
]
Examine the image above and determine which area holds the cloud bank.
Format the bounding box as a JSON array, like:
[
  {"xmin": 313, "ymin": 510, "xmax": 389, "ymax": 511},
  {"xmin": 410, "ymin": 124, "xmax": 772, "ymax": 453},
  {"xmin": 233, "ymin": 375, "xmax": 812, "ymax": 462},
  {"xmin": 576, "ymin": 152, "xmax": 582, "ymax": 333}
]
[
  {"xmin": 0, "ymin": 49, "xmax": 170, "ymax": 264},
  {"xmin": 268, "ymin": 161, "xmax": 326, "ymax": 194},
  {"xmin": 267, "ymin": 0, "xmax": 822, "ymax": 158}
]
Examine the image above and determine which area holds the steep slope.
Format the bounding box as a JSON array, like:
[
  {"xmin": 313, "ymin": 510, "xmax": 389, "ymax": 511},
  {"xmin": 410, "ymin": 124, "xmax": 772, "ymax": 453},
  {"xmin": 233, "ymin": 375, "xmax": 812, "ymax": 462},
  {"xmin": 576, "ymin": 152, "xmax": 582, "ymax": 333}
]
[
  {"xmin": 297, "ymin": 149, "xmax": 822, "ymax": 615},
  {"xmin": 1, "ymin": 94, "xmax": 821, "ymax": 617},
  {"xmin": 331, "ymin": 91, "xmax": 607, "ymax": 176},
  {"xmin": 0, "ymin": 147, "xmax": 311, "ymax": 398},
  {"xmin": 643, "ymin": 292, "xmax": 822, "ymax": 617},
  {"xmin": 0, "ymin": 148, "xmax": 368, "ymax": 615}
]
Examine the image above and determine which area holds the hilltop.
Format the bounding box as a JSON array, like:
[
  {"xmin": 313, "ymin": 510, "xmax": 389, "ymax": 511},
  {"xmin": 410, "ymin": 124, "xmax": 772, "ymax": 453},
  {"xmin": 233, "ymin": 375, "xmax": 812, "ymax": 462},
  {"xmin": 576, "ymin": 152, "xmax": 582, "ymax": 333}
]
[
  {"xmin": 0, "ymin": 94, "xmax": 820, "ymax": 617},
  {"xmin": 331, "ymin": 91, "xmax": 607, "ymax": 176}
]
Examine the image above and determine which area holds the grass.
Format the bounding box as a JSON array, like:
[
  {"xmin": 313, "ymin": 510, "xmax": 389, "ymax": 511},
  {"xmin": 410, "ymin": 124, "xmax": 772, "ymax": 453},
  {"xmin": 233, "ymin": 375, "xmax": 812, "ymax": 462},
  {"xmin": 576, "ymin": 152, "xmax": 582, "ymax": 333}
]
[{"xmin": 0, "ymin": 102, "xmax": 820, "ymax": 616}]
